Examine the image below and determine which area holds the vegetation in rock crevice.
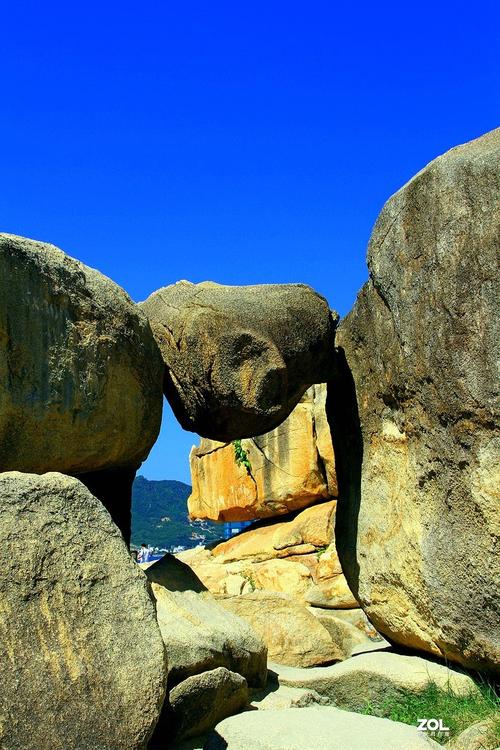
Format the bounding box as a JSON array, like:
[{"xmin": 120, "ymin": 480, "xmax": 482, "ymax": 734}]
[
  {"xmin": 232, "ymin": 439, "xmax": 253, "ymax": 474},
  {"xmin": 359, "ymin": 678, "xmax": 500, "ymax": 745}
]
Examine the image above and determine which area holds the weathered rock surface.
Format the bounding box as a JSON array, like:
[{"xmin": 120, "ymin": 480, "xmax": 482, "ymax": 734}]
[
  {"xmin": 307, "ymin": 608, "xmax": 389, "ymax": 657},
  {"xmin": 325, "ymin": 607, "xmax": 382, "ymax": 640},
  {"xmin": 448, "ymin": 718, "xmax": 498, "ymax": 750},
  {"xmin": 331, "ymin": 128, "xmax": 500, "ymax": 673},
  {"xmin": 0, "ymin": 472, "xmax": 167, "ymax": 750},
  {"xmin": 212, "ymin": 500, "xmax": 335, "ymax": 562},
  {"xmin": 150, "ymin": 580, "xmax": 267, "ymax": 688},
  {"xmin": 140, "ymin": 281, "xmax": 337, "ymax": 441},
  {"xmin": 250, "ymin": 558, "xmax": 313, "ymax": 599},
  {"xmin": 269, "ymin": 652, "xmax": 480, "ymax": 710},
  {"xmin": 204, "ymin": 707, "xmax": 441, "ymax": 749},
  {"xmin": 218, "ymin": 591, "xmax": 343, "ymax": 667},
  {"xmin": 0, "ymin": 234, "xmax": 163, "ymax": 476},
  {"xmin": 305, "ymin": 572, "xmax": 358, "ymax": 609},
  {"xmin": 188, "ymin": 385, "xmax": 337, "ymax": 521},
  {"xmin": 168, "ymin": 667, "xmax": 249, "ymax": 741}
]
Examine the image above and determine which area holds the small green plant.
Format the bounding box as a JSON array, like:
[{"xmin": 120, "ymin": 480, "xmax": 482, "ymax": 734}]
[
  {"xmin": 316, "ymin": 545, "xmax": 328, "ymax": 557},
  {"xmin": 359, "ymin": 678, "xmax": 500, "ymax": 745},
  {"xmin": 232, "ymin": 439, "xmax": 252, "ymax": 474},
  {"xmin": 241, "ymin": 570, "xmax": 256, "ymax": 591}
]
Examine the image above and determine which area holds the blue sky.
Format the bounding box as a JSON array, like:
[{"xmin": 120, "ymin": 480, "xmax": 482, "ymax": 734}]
[{"xmin": 2, "ymin": 2, "xmax": 498, "ymax": 483}]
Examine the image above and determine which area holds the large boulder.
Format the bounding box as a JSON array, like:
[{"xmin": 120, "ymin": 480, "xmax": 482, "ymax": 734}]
[
  {"xmin": 204, "ymin": 707, "xmax": 441, "ymax": 749},
  {"xmin": 0, "ymin": 472, "xmax": 167, "ymax": 750},
  {"xmin": 330, "ymin": 128, "xmax": 500, "ymax": 673},
  {"xmin": 0, "ymin": 234, "xmax": 163, "ymax": 476},
  {"xmin": 168, "ymin": 668, "xmax": 249, "ymax": 741},
  {"xmin": 218, "ymin": 591, "xmax": 344, "ymax": 667},
  {"xmin": 188, "ymin": 384, "xmax": 337, "ymax": 522},
  {"xmin": 140, "ymin": 281, "xmax": 337, "ymax": 441}
]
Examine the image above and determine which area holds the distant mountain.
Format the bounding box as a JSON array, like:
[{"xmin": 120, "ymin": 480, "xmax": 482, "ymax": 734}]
[{"xmin": 131, "ymin": 475, "xmax": 224, "ymax": 550}]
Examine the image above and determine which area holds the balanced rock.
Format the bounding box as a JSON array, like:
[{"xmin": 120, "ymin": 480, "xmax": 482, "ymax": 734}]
[
  {"xmin": 0, "ymin": 234, "xmax": 163, "ymax": 476},
  {"xmin": 204, "ymin": 706, "xmax": 441, "ymax": 749},
  {"xmin": 140, "ymin": 281, "xmax": 337, "ymax": 441},
  {"xmin": 0, "ymin": 472, "xmax": 167, "ymax": 750},
  {"xmin": 331, "ymin": 128, "xmax": 500, "ymax": 673},
  {"xmin": 188, "ymin": 384, "xmax": 337, "ymax": 522},
  {"xmin": 219, "ymin": 591, "xmax": 343, "ymax": 667},
  {"xmin": 168, "ymin": 668, "xmax": 249, "ymax": 741}
]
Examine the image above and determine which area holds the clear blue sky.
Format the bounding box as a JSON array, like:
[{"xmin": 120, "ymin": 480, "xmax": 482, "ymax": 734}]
[{"xmin": 2, "ymin": 2, "xmax": 498, "ymax": 483}]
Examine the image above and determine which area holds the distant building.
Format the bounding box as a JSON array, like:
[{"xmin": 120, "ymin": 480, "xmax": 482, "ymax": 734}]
[{"xmin": 223, "ymin": 520, "xmax": 252, "ymax": 540}]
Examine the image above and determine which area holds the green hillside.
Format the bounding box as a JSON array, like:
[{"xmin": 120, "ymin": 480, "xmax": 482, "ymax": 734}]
[{"xmin": 131, "ymin": 475, "xmax": 224, "ymax": 550}]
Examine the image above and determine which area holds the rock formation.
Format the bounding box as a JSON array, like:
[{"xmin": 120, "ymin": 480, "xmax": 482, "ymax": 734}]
[
  {"xmin": 0, "ymin": 234, "xmax": 164, "ymax": 540},
  {"xmin": 268, "ymin": 651, "xmax": 479, "ymax": 709},
  {"xmin": 330, "ymin": 128, "xmax": 500, "ymax": 673},
  {"xmin": 178, "ymin": 500, "xmax": 360, "ymax": 610},
  {"xmin": 140, "ymin": 281, "xmax": 337, "ymax": 441},
  {"xmin": 307, "ymin": 608, "xmax": 390, "ymax": 656},
  {"xmin": 0, "ymin": 472, "xmax": 167, "ymax": 750},
  {"xmin": 219, "ymin": 592, "xmax": 344, "ymax": 667},
  {"xmin": 183, "ymin": 385, "xmax": 357, "ymax": 612},
  {"xmin": 212, "ymin": 498, "xmax": 335, "ymax": 561},
  {"xmin": 2, "ymin": 130, "xmax": 498, "ymax": 750},
  {"xmin": 188, "ymin": 385, "xmax": 337, "ymax": 521},
  {"xmin": 181, "ymin": 383, "xmax": 378, "ymax": 668}
]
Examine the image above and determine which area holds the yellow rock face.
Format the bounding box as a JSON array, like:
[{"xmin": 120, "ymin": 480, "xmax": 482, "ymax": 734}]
[
  {"xmin": 212, "ymin": 500, "xmax": 336, "ymax": 563},
  {"xmin": 218, "ymin": 592, "xmax": 343, "ymax": 667},
  {"xmin": 184, "ymin": 382, "xmax": 356, "ymax": 612},
  {"xmin": 188, "ymin": 385, "xmax": 337, "ymax": 522}
]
